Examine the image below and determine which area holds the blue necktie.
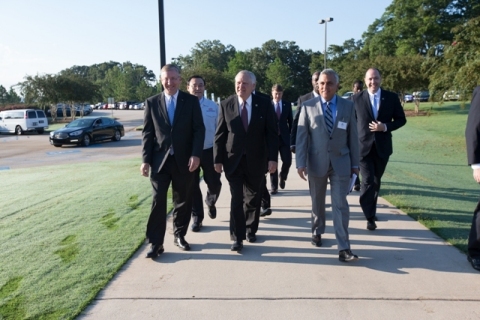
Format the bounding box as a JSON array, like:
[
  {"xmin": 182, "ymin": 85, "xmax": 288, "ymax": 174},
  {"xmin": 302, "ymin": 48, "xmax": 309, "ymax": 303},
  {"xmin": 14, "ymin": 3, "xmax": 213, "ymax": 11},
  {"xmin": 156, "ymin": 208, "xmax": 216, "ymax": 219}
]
[
  {"xmin": 324, "ymin": 102, "xmax": 333, "ymax": 134},
  {"xmin": 372, "ymin": 96, "xmax": 378, "ymax": 119},
  {"xmin": 168, "ymin": 97, "xmax": 175, "ymax": 125}
]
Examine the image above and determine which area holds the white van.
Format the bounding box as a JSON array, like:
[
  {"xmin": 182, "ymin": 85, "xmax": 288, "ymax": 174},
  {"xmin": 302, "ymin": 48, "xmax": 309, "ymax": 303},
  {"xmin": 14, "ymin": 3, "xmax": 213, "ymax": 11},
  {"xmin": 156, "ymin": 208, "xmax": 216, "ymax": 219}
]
[{"xmin": 0, "ymin": 109, "xmax": 49, "ymax": 135}]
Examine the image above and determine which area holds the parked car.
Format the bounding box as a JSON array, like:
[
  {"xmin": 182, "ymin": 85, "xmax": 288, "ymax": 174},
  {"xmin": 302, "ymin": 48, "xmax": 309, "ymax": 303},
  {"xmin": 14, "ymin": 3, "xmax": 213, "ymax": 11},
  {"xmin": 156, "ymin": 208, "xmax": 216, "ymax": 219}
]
[
  {"xmin": 0, "ymin": 109, "xmax": 48, "ymax": 135},
  {"xmin": 404, "ymin": 93, "xmax": 414, "ymax": 103},
  {"xmin": 443, "ymin": 90, "xmax": 460, "ymax": 101},
  {"xmin": 414, "ymin": 91, "xmax": 430, "ymax": 102},
  {"xmin": 49, "ymin": 116, "xmax": 125, "ymax": 147},
  {"xmin": 341, "ymin": 91, "xmax": 354, "ymax": 99}
]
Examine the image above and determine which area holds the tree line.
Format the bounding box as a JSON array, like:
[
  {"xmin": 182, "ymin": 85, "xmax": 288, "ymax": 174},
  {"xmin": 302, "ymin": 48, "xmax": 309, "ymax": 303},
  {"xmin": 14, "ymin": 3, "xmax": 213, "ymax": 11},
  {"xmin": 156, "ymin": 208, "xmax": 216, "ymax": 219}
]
[{"xmin": 3, "ymin": 0, "xmax": 479, "ymax": 109}]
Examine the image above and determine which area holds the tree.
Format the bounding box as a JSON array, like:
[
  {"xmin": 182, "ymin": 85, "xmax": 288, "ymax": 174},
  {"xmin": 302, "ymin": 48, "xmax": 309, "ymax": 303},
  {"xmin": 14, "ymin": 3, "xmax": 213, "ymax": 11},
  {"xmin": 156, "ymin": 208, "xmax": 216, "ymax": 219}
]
[
  {"xmin": 427, "ymin": 16, "xmax": 480, "ymax": 101},
  {"xmin": 173, "ymin": 40, "xmax": 236, "ymax": 72},
  {"xmin": 19, "ymin": 74, "xmax": 99, "ymax": 121},
  {"xmin": 361, "ymin": 0, "xmax": 480, "ymax": 58},
  {"xmin": 265, "ymin": 58, "xmax": 293, "ymax": 94}
]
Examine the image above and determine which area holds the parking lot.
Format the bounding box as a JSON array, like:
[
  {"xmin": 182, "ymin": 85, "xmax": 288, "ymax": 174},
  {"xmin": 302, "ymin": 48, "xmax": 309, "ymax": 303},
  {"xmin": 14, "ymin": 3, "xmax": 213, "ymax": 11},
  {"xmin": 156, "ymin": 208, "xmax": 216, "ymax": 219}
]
[{"xmin": 0, "ymin": 110, "xmax": 144, "ymax": 170}]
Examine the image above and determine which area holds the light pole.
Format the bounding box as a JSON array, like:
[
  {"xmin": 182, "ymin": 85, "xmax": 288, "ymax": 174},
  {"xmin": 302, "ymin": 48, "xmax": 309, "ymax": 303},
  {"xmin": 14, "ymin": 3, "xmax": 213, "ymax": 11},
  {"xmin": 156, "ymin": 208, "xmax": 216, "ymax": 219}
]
[
  {"xmin": 318, "ymin": 17, "xmax": 333, "ymax": 69},
  {"xmin": 158, "ymin": 0, "xmax": 166, "ymax": 68}
]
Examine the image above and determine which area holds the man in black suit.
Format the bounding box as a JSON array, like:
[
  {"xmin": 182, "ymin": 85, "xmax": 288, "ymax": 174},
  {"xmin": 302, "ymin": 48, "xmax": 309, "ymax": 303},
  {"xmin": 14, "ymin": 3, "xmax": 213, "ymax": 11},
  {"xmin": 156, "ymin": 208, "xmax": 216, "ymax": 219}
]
[
  {"xmin": 290, "ymin": 71, "xmax": 320, "ymax": 153},
  {"xmin": 270, "ymin": 84, "xmax": 293, "ymax": 193},
  {"xmin": 465, "ymin": 85, "xmax": 480, "ymax": 272},
  {"xmin": 141, "ymin": 64, "xmax": 205, "ymax": 258},
  {"xmin": 214, "ymin": 70, "xmax": 278, "ymax": 251},
  {"xmin": 353, "ymin": 68, "xmax": 406, "ymax": 230}
]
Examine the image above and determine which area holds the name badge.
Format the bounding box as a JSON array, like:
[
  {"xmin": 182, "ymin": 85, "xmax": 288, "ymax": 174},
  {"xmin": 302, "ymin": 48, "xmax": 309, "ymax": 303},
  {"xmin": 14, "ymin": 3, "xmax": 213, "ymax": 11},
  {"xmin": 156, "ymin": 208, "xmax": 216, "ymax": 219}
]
[{"xmin": 337, "ymin": 121, "xmax": 347, "ymax": 130}]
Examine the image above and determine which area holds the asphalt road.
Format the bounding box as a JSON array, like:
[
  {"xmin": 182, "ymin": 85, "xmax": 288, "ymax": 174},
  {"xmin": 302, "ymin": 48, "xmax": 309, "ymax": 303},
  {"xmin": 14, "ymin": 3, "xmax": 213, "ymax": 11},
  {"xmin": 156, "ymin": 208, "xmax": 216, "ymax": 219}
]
[{"xmin": 0, "ymin": 110, "xmax": 144, "ymax": 170}]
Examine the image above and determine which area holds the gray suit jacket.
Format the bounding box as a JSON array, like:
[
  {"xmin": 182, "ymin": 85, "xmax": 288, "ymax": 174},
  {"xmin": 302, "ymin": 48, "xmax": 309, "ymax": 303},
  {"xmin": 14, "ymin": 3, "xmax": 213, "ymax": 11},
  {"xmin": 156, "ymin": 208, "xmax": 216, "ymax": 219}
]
[{"xmin": 295, "ymin": 95, "xmax": 359, "ymax": 178}]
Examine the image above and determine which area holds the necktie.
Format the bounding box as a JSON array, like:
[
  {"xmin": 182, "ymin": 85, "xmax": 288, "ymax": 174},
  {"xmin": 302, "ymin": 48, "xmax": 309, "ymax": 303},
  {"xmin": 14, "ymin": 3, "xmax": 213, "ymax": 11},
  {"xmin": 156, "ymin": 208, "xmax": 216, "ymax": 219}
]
[
  {"xmin": 324, "ymin": 101, "xmax": 333, "ymax": 134},
  {"xmin": 241, "ymin": 102, "xmax": 248, "ymax": 131},
  {"xmin": 276, "ymin": 102, "xmax": 281, "ymax": 134},
  {"xmin": 372, "ymin": 95, "xmax": 378, "ymax": 119},
  {"xmin": 167, "ymin": 97, "xmax": 175, "ymax": 125}
]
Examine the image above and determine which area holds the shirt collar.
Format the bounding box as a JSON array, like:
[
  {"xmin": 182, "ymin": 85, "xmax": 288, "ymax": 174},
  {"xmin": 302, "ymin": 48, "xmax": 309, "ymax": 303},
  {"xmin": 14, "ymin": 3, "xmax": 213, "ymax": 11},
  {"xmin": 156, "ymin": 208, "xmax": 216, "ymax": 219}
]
[
  {"xmin": 165, "ymin": 91, "xmax": 179, "ymax": 101},
  {"xmin": 237, "ymin": 94, "xmax": 252, "ymax": 107},
  {"xmin": 320, "ymin": 95, "xmax": 337, "ymax": 105}
]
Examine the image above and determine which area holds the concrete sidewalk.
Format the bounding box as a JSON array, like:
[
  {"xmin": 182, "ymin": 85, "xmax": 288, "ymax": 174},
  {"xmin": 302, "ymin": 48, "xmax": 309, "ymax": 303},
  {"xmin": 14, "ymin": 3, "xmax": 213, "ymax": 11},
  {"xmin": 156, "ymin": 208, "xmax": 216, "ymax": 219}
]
[{"xmin": 79, "ymin": 160, "xmax": 479, "ymax": 319}]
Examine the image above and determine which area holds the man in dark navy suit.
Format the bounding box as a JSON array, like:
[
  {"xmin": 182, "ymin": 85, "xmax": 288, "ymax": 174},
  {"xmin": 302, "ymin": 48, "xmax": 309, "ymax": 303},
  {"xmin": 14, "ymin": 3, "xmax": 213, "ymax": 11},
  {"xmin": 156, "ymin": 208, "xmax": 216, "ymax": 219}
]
[
  {"xmin": 214, "ymin": 70, "xmax": 278, "ymax": 251},
  {"xmin": 141, "ymin": 64, "xmax": 205, "ymax": 258},
  {"xmin": 465, "ymin": 85, "xmax": 480, "ymax": 272},
  {"xmin": 353, "ymin": 68, "xmax": 406, "ymax": 231}
]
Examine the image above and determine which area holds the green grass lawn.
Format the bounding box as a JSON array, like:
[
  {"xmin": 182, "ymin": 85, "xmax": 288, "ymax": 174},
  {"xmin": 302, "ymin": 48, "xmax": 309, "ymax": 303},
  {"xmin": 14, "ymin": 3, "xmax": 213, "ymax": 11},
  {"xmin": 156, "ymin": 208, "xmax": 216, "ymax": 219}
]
[
  {"xmin": 0, "ymin": 159, "xmax": 170, "ymax": 319},
  {"xmin": 381, "ymin": 101, "xmax": 475, "ymax": 252}
]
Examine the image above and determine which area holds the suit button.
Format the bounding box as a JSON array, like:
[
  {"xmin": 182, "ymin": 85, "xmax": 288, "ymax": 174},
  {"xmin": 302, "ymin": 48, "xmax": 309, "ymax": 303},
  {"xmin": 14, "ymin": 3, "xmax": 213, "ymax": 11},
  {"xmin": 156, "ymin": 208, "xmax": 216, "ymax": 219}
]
[{"xmin": 330, "ymin": 137, "xmax": 332, "ymax": 140}]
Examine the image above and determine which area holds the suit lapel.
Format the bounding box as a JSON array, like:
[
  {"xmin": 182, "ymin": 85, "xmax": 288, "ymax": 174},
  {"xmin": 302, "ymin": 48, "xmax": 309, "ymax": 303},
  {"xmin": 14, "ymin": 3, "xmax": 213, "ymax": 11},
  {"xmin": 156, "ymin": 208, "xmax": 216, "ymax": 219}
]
[
  {"xmin": 158, "ymin": 93, "xmax": 169, "ymax": 124},
  {"xmin": 172, "ymin": 91, "xmax": 185, "ymax": 127},
  {"xmin": 249, "ymin": 95, "xmax": 260, "ymax": 132}
]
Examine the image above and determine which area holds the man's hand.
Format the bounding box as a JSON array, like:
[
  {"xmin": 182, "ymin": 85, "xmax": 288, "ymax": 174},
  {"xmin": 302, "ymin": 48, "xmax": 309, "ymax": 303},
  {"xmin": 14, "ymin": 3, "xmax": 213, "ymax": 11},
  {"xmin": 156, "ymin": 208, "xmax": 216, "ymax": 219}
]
[
  {"xmin": 268, "ymin": 161, "xmax": 277, "ymax": 174},
  {"xmin": 473, "ymin": 168, "xmax": 480, "ymax": 183},
  {"xmin": 290, "ymin": 146, "xmax": 296, "ymax": 154},
  {"xmin": 140, "ymin": 163, "xmax": 150, "ymax": 177},
  {"xmin": 369, "ymin": 121, "xmax": 386, "ymax": 132},
  {"xmin": 297, "ymin": 167, "xmax": 307, "ymax": 181},
  {"xmin": 188, "ymin": 156, "xmax": 200, "ymax": 172},
  {"xmin": 352, "ymin": 168, "xmax": 360, "ymax": 176},
  {"xmin": 214, "ymin": 163, "xmax": 223, "ymax": 173}
]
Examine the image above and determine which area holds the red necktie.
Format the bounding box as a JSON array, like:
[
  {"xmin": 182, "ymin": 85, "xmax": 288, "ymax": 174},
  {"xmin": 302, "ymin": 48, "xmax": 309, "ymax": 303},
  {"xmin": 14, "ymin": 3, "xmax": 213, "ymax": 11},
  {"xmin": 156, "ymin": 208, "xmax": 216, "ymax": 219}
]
[{"xmin": 241, "ymin": 102, "xmax": 248, "ymax": 131}]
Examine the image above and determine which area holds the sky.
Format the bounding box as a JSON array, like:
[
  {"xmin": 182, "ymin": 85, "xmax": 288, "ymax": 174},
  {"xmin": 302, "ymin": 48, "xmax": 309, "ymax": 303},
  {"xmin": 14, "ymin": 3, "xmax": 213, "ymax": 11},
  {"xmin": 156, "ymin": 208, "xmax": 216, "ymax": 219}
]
[{"xmin": 0, "ymin": 0, "xmax": 392, "ymax": 90}]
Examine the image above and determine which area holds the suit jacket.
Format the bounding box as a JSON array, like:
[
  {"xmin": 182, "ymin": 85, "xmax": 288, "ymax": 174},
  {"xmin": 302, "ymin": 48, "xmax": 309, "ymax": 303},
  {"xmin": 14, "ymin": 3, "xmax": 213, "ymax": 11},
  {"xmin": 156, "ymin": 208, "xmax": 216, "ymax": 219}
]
[
  {"xmin": 296, "ymin": 95, "xmax": 359, "ymax": 178},
  {"xmin": 353, "ymin": 88, "xmax": 406, "ymax": 159},
  {"xmin": 214, "ymin": 94, "xmax": 279, "ymax": 177},
  {"xmin": 273, "ymin": 99, "xmax": 293, "ymax": 146},
  {"xmin": 291, "ymin": 91, "xmax": 316, "ymax": 146},
  {"xmin": 142, "ymin": 91, "xmax": 205, "ymax": 174},
  {"xmin": 466, "ymin": 86, "xmax": 480, "ymax": 165}
]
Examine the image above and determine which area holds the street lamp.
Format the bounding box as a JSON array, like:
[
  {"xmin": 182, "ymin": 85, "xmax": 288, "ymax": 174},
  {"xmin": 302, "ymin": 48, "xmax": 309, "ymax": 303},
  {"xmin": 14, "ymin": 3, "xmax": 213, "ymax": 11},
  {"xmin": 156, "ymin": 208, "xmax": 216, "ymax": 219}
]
[
  {"xmin": 318, "ymin": 17, "xmax": 334, "ymax": 69},
  {"xmin": 158, "ymin": 0, "xmax": 166, "ymax": 68}
]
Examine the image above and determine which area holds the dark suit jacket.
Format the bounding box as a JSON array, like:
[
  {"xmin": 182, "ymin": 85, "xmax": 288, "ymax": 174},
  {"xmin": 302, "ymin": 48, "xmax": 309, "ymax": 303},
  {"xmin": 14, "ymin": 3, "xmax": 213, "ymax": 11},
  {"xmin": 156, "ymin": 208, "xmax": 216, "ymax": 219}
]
[
  {"xmin": 466, "ymin": 86, "xmax": 480, "ymax": 165},
  {"xmin": 142, "ymin": 90, "xmax": 205, "ymax": 174},
  {"xmin": 214, "ymin": 94, "xmax": 279, "ymax": 177},
  {"xmin": 274, "ymin": 100, "xmax": 293, "ymax": 146},
  {"xmin": 353, "ymin": 88, "xmax": 406, "ymax": 159},
  {"xmin": 291, "ymin": 91, "xmax": 316, "ymax": 147}
]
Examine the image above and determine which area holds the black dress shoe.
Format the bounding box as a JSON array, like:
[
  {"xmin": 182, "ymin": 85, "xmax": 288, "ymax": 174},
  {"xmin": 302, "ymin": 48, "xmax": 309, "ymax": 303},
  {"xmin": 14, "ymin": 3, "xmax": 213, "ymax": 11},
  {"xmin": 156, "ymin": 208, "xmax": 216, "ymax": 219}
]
[
  {"xmin": 145, "ymin": 244, "xmax": 164, "ymax": 258},
  {"xmin": 260, "ymin": 208, "xmax": 272, "ymax": 217},
  {"xmin": 270, "ymin": 189, "xmax": 278, "ymax": 195},
  {"xmin": 231, "ymin": 240, "xmax": 243, "ymax": 251},
  {"xmin": 174, "ymin": 236, "xmax": 190, "ymax": 251},
  {"xmin": 339, "ymin": 249, "xmax": 359, "ymax": 262},
  {"xmin": 468, "ymin": 256, "xmax": 480, "ymax": 271},
  {"xmin": 311, "ymin": 235, "xmax": 322, "ymax": 247},
  {"xmin": 367, "ymin": 220, "xmax": 377, "ymax": 230},
  {"xmin": 246, "ymin": 233, "xmax": 257, "ymax": 243},
  {"xmin": 207, "ymin": 203, "xmax": 217, "ymax": 219},
  {"xmin": 191, "ymin": 222, "xmax": 202, "ymax": 232},
  {"xmin": 279, "ymin": 178, "xmax": 286, "ymax": 189}
]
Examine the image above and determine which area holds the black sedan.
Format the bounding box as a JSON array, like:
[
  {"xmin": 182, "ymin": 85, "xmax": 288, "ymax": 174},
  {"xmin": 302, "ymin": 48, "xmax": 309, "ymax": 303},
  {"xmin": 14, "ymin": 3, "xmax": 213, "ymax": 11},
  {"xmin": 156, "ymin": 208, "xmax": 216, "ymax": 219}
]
[{"xmin": 49, "ymin": 117, "xmax": 125, "ymax": 147}]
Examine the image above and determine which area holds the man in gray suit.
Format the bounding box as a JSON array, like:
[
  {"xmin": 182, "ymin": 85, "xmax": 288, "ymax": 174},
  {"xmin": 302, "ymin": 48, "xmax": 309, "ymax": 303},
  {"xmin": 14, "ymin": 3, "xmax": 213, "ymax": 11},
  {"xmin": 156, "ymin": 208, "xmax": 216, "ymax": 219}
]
[{"xmin": 296, "ymin": 69, "xmax": 360, "ymax": 262}]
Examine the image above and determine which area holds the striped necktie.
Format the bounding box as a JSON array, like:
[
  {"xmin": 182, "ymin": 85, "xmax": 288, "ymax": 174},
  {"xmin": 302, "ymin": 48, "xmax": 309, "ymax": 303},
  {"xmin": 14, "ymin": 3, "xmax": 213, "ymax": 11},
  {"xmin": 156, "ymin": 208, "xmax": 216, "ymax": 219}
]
[{"xmin": 324, "ymin": 101, "xmax": 333, "ymax": 134}]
